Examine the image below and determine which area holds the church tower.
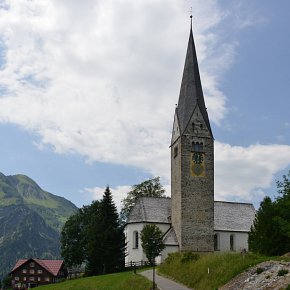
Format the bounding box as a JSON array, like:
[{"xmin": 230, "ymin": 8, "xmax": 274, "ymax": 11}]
[{"xmin": 171, "ymin": 20, "xmax": 214, "ymax": 252}]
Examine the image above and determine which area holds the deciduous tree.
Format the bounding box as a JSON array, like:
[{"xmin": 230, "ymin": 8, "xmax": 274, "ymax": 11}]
[
  {"xmin": 141, "ymin": 224, "xmax": 165, "ymax": 265},
  {"xmin": 249, "ymin": 171, "xmax": 290, "ymax": 255},
  {"xmin": 120, "ymin": 177, "xmax": 165, "ymax": 223}
]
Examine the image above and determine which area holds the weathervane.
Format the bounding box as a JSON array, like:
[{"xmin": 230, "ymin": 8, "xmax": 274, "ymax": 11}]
[{"xmin": 188, "ymin": 6, "xmax": 193, "ymax": 17}]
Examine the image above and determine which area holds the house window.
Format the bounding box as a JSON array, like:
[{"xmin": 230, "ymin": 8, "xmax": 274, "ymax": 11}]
[
  {"xmin": 30, "ymin": 262, "xmax": 35, "ymax": 267},
  {"xmin": 23, "ymin": 277, "xmax": 26, "ymax": 281},
  {"xmin": 15, "ymin": 277, "xmax": 19, "ymax": 281},
  {"xmin": 174, "ymin": 146, "xmax": 178, "ymax": 158},
  {"xmin": 38, "ymin": 277, "xmax": 41, "ymax": 282},
  {"xmin": 38, "ymin": 269, "xmax": 43, "ymax": 274},
  {"xmin": 30, "ymin": 277, "xmax": 35, "ymax": 281},
  {"xmin": 30, "ymin": 269, "xmax": 35, "ymax": 274},
  {"xmin": 133, "ymin": 231, "xmax": 139, "ymax": 249},
  {"xmin": 214, "ymin": 234, "xmax": 219, "ymax": 251},
  {"xmin": 192, "ymin": 142, "xmax": 203, "ymax": 152},
  {"xmin": 22, "ymin": 269, "xmax": 27, "ymax": 274},
  {"xmin": 230, "ymin": 234, "xmax": 235, "ymax": 251},
  {"xmin": 45, "ymin": 277, "xmax": 50, "ymax": 282}
]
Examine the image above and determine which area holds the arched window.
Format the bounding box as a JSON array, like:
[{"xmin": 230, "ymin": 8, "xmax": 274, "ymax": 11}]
[
  {"xmin": 192, "ymin": 142, "xmax": 204, "ymax": 152},
  {"xmin": 214, "ymin": 234, "xmax": 219, "ymax": 251},
  {"xmin": 230, "ymin": 234, "xmax": 235, "ymax": 251},
  {"xmin": 133, "ymin": 231, "xmax": 139, "ymax": 249}
]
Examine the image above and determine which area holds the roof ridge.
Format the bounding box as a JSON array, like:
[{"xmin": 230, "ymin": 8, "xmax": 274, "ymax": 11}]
[{"xmin": 214, "ymin": 200, "xmax": 255, "ymax": 206}]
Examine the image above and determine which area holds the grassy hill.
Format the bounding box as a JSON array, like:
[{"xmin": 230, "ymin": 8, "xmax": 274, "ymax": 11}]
[
  {"xmin": 0, "ymin": 172, "xmax": 78, "ymax": 278},
  {"xmin": 27, "ymin": 253, "xmax": 290, "ymax": 290},
  {"xmin": 37, "ymin": 271, "xmax": 152, "ymax": 290},
  {"xmin": 158, "ymin": 252, "xmax": 285, "ymax": 290}
]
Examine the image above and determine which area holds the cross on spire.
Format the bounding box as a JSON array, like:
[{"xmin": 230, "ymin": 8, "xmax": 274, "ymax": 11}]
[{"xmin": 188, "ymin": 7, "xmax": 193, "ymax": 28}]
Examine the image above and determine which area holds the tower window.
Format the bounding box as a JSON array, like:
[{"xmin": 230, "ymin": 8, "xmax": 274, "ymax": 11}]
[
  {"xmin": 133, "ymin": 231, "xmax": 139, "ymax": 249},
  {"xmin": 200, "ymin": 123, "xmax": 203, "ymax": 129},
  {"xmin": 192, "ymin": 142, "xmax": 203, "ymax": 152},
  {"xmin": 174, "ymin": 146, "xmax": 178, "ymax": 158}
]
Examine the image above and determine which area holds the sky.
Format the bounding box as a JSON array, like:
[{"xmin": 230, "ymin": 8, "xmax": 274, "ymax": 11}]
[{"xmin": 0, "ymin": 0, "xmax": 289, "ymax": 210}]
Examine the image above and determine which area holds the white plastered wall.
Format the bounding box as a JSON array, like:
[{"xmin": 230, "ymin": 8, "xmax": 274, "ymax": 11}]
[
  {"xmin": 125, "ymin": 222, "xmax": 171, "ymax": 264},
  {"xmin": 214, "ymin": 231, "xmax": 249, "ymax": 253}
]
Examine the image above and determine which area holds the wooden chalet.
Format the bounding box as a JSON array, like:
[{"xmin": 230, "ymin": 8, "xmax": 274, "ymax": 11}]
[{"xmin": 10, "ymin": 258, "xmax": 67, "ymax": 289}]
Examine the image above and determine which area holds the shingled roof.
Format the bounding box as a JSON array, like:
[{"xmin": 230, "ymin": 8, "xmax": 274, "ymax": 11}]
[
  {"xmin": 127, "ymin": 197, "xmax": 255, "ymax": 232},
  {"xmin": 214, "ymin": 201, "xmax": 256, "ymax": 232},
  {"xmin": 127, "ymin": 197, "xmax": 171, "ymax": 224},
  {"xmin": 176, "ymin": 24, "xmax": 212, "ymax": 137}
]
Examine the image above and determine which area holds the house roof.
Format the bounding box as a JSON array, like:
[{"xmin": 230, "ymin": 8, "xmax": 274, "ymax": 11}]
[
  {"xmin": 127, "ymin": 197, "xmax": 255, "ymax": 232},
  {"xmin": 11, "ymin": 258, "xmax": 64, "ymax": 276}
]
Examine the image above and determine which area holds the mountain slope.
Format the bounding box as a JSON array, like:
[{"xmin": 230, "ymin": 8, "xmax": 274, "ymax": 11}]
[{"xmin": 0, "ymin": 172, "xmax": 78, "ymax": 278}]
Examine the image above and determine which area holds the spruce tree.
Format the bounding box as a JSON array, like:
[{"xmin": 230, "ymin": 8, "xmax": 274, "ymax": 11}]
[
  {"xmin": 61, "ymin": 186, "xmax": 125, "ymax": 275},
  {"xmin": 99, "ymin": 186, "xmax": 125, "ymax": 273},
  {"xmin": 85, "ymin": 186, "xmax": 124, "ymax": 275}
]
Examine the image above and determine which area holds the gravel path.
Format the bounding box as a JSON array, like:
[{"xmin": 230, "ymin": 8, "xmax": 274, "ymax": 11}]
[{"xmin": 140, "ymin": 269, "xmax": 192, "ymax": 290}]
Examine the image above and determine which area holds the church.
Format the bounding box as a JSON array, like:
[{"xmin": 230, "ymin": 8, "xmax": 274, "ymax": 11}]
[{"xmin": 124, "ymin": 21, "xmax": 256, "ymax": 264}]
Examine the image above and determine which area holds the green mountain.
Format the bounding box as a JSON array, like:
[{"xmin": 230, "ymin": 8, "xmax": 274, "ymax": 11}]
[{"xmin": 0, "ymin": 172, "xmax": 78, "ymax": 278}]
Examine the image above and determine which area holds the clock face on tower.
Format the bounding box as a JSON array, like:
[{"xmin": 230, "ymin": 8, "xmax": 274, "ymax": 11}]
[{"xmin": 190, "ymin": 152, "xmax": 205, "ymax": 177}]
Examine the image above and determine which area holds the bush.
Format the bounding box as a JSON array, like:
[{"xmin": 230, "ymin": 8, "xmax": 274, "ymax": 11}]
[
  {"xmin": 180, "ymin": 252, "xmax": 200, "ymax": 263},
  {"xmin": 256, "ymin": 267, "xmax": 264, "ymax": 274},
  {"xmin": 277, "ymin": 269, "xmax": 288, "ymax": 276},
  {"xmin": 164, "ymin": 252, "xmax": 180, "ymax": 264},
  {"xmin": 164, "ymin": 252, "xmax": 200, "ymax": 264},
  {"xmin": 285, "ymin": 285, "xmax": 290, "ymax": 290}
]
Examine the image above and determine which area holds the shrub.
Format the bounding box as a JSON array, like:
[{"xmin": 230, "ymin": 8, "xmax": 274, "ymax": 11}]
[
  {"xmin": 180, "ymin": 252, "xmax": 200, "ymax": 263},
  {"xmin": 164, "ymin": 252, "xmax": 180, "ymax": 264},
  {"xmin": 277, "ymin": 269, "xmax": 288, "ymax": 276},
  {"xmin": 285, "ymin": 284, "xmax": 290, "ymax": 290},
  {"xmin": 256, "ymin": 267, "xmax": 264, "ymax": 274}
]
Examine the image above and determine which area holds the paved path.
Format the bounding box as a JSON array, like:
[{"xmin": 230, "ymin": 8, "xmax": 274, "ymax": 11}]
[{"xmin": 140, "ymin": 269, "xmax": 192, "ymax": 290}]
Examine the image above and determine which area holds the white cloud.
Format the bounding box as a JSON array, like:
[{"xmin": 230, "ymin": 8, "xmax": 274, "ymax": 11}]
[
  {"xmin": 84, "ymin": 142, "xmax": 290, "ymax": 209},
  {"xmin": 215, "ymin": 142, "xmax": 290, "ymax": 202},
  {"xmin": 1, "ymin": 0, "xmax": 289, "ymax": 207},
  {"xmin": 0, "ymin": 0, "xmax": 247, "ymax": 177}
]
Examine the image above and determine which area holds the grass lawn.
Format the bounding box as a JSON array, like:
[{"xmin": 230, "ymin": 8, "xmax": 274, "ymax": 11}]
[
  {"xmin": 36, "ymin": 271, "xmax": 152, "ymax": 290},
  {"xmin": 158, "ymin": 252, "xmax": 282, "ymax": 290}
]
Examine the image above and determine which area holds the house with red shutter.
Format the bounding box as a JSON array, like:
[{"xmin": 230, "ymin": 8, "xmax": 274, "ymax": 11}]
[{"xmin": 10, "ymin": 258, "xmax": 67, "ymax": 289}]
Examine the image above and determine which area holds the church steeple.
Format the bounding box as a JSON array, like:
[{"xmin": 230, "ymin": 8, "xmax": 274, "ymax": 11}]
[
  {"xmin": 176, "ymin": 23, "xmax": 212, "ymax": 137},
  {"xmin": 171, "ymin": 20, "xmax": 214, "ymax": 253}
]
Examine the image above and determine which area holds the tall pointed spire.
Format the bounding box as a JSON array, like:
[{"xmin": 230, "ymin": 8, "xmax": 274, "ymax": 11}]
[{"xmin": 177, "ymin": 20, "xmax": 212, "ymax": 137}]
